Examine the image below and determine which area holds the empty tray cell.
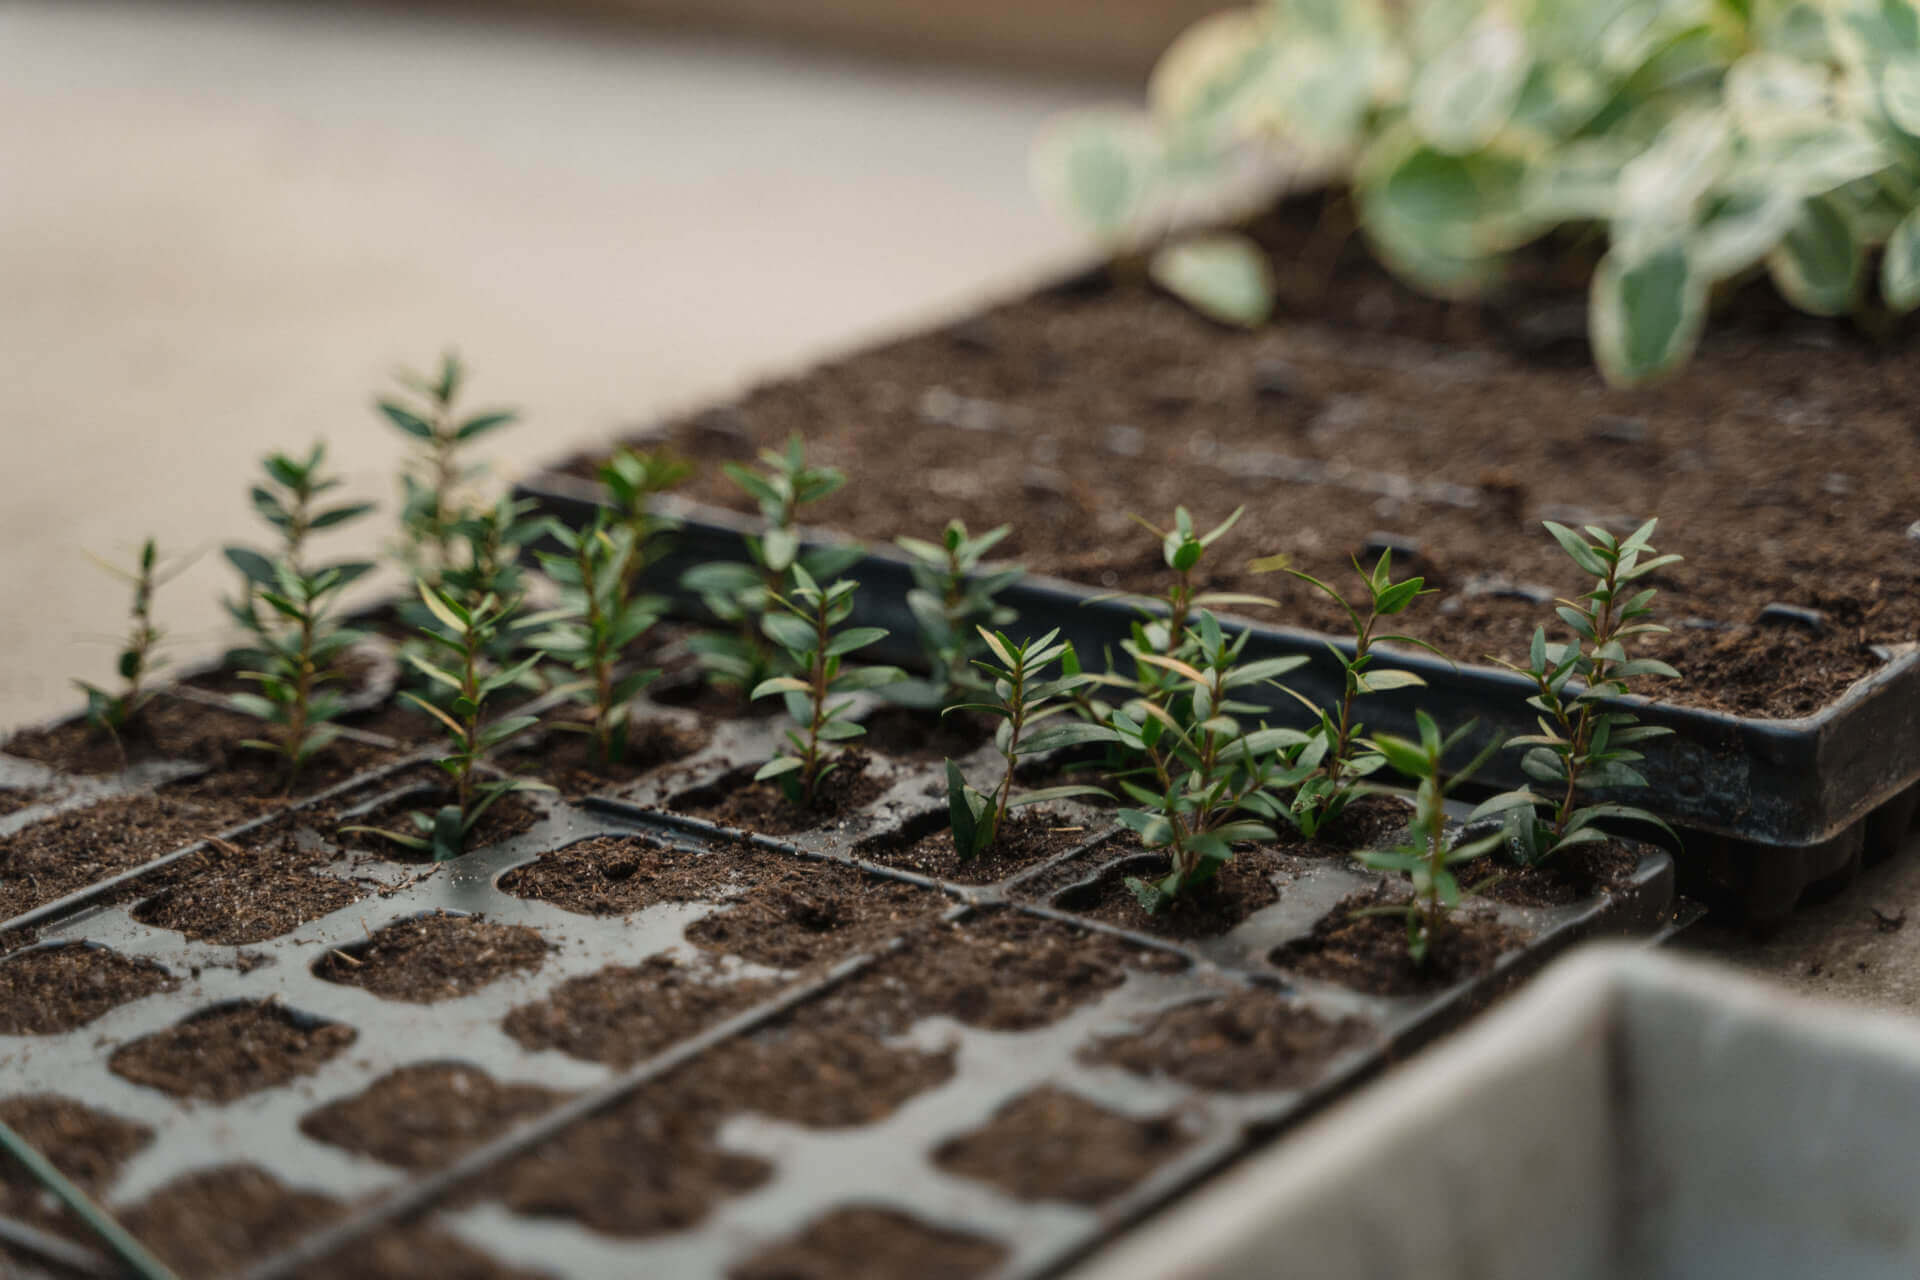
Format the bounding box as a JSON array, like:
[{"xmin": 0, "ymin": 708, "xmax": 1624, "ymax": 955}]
[
  {"xmin": 300, "ymin": 1063, "xmax": 569, "ymax": 1171},
  {"xmin": 0, "ymin": 942, "xmax": 176, "ymax": 1033},
  {"xmin": 1083, "ymin": 984, "xmax": 1376, "ymax": 1093},
  {"xmin": 730, "ymin": 1205, "xmax": 1008, "ymax": 1280},
  {"xmin": 312, "ymin": 910, "xmax": 549, "ymax": 1004},
  {"xmin": 503, "ymin": 954, "xmax": 785, "ymax": 1067},
  {"xmin": 132, "ymin": 824, "xmax": 362, "ymax": 946},
  {"xmin": 669, "ymin": 754, "xmax": 892, "ymax": 836},
  {"xmin": 934, "ymin": 1086, "xmax": 1192, "ymax": 1206},
  {"xmin": 680, "ymin": 853, "xmax": 945, "ymax": 972},
  {"xmin": 0, "ymin": 1095, "xmax": 150, "ymax": 1241},
  {"xmin": 497, "ymin": 834, "xmax": 736, "ymax": 917},
  {"xmin": 109, "ymin": 1001, "xmax": 356, "ymax": 1102},
  {"xmin": 0, "ymin": 792, "xmax": 248, "ymax": 928},
  {"xmin": 503, "ymin": 713, "xmax": 711, "ymax": 799}
]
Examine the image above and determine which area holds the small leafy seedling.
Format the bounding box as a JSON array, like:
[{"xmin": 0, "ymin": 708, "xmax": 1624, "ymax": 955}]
[
  {"xmin": 526, "ymin": 516, "xmax": 661, "ymax": 768},
  {"xmin": 682, "ymin": 434, "xmax": 859, "ymax": 696},
  {"xmin": 1472, "ymin": 519, "xmax": 1682, "ymax": 865},
  {"xmin": 343, "ymin": 584, "xmax": 551, "ymax": 860},
  {"xmin": 1355, "ymin": 713, "xmax": 1506, "ymax": 967},
  {"xmin": 892, "ymin": 520, "xmax": 1021, "ymax": 708},
  {"xmin": 76, "ymin": 538, "xmax": 180, "ymax": 738},
  {"xmin": 1278, "ymin": 550, "xmax": 1446, "ymax": 837},
  {"xmin": 1114, "ymin": 506, "xmax": 1276, "ymax": 655},
  {"xmin": 598, "ymin": 445, "xmax": 692, "ymax": 599},
  {"xmin": 377, "ymin": 352, "xmax": 519, "ymax": 581},
  {"xmin": 749, "ymin": 568, "xmax": 904, "ymax": 809},
  {"xmin": 942, "ymin": 628, "xmax": 1116, "ymax": 859}
]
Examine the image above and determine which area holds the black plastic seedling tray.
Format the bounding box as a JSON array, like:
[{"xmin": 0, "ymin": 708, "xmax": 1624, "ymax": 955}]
[
  {"xmin": 0, "ymin": 667, "xmax": 1675, "ymax": 1280},
  {"xmin": 517, "ymin": 471, "xmax": 1920, "ymax": 924}
]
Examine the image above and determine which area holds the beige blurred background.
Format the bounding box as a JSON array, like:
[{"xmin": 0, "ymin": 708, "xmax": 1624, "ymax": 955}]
[{"xmin": 0, "ymin": 0, "xmax": 1142, "ymax": 727}]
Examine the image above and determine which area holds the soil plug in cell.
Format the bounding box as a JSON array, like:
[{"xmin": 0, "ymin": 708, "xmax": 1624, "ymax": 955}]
[
  {"xmin": 730, "ymin": 1206, "xmax": 1008, "ymax": 1280},
  {"xmin": 300, "ymin": 1063, "xmax": 568, "ymax": 1171},
  {"xmin": 934, "ymin": 1087, "xmax": 1191, "ymax": 1205},
  {"xmin": 496, "ymin": 834, "xmax": 733, "ymax": 917},
  {"xmin": 1084, "ymin": 985, "xmax": 1376, "ymax": 1093},
  {"xmin": 311, "ymin": 911, "xmax": 548, "ymax": 1004},
  {"xmin": 0, "ymin": 1096, "xmax": 151, "ymax": 1238},
  {"xmin": 132, "ymin": 830, "xmax": 363, "ymax": 946},
  {"xmin": 503, "ymin": 954, "xmax": 784, "ymax": 1067},
  {"xmin": 0, "ymin": 944, "xmax": 177, "ymax": 1034},
  {"xmin": 109, "ymin": 1002, "xmax": 356, "ymax": 1103},
  {"xmin": 681, "ymin": 853, "xmax": 943, "ymax": 971},
  {"xmin": 1273, "ymin": 882, "xmax": 1529, "ymax": 999}
]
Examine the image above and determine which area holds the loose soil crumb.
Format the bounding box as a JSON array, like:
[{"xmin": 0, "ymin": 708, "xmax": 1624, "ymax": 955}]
[
  {"xmin": 682, "ymin": 851, "xmax": 944, "ymax": 971},
  {"xmin": 510, "ymin": 716, "xmax": 711, "ymax": 799},
  {"xmin": 498, "ymin": 835, "xmax": 730, "ymax": 916},
  {"xmin": 1085, "ymin": 986, "xmax": 1376, "ymax": 1092},
  {"xmin": 300, "ymin": 1063, "xmax": 568, "ymax": 1170},
  {"xmin": 823, "ymin": 909, "xmax": 1185, "ymax": 1036},
  {"xmin": 934, "ymin": 1086, "xmax": 1189, "ymax": 1204},
  {"xmin": 131, "ymin": 827, "xmax": 362, "ymax": 945},
  {"xmin": 673, "ymin": 752, "xmax": 890, "ymax": 835},
  {"xmin": 0, "ymin": 1096, "xmax": 150, "ymax": 1237},
  {"xmin": 109, "ymin": 1002, "xmax": 356, "ymax": 1102},
  {"xmin": 503, "ymin": 954, "xmax": 784, "ymax": 1067},
  {"xmin": 336, "ymin": 788, "xmax": 542, "ymax": 862},
  {"xmin": 1272, "ymin": 882, "xmax": 1529, "ymax": 997},
  {"xmin": 0, "ymin": 943, "xmax": 177, "ymax": 1033},
  {"xmin": 1463, "ymin": 840, "xmax": 1643, "ymax": 907},
  {"xmin": 312, "ymin": 911, "xmax": 548, "ymax": 1003},
  {"xmin": 858, "ymin": 810, "xmax": 1094, "ymax": 885},
  {"xmin": 117, "ymin": 1164, "xmax": 344, "ymax": 1275},
  {"xmin": 856, "ymin": 706, "xmax": 994, "ymax": 762},
  {"xmin": 731, "ymin": 1207, "xmax": 1008, "ymax": 1280},
  {"xmin": 0, "ymin": 792, "xmax": 248, "ymax": 928},
  {"xmin": 1056, "ymin": 846, "xmax": 1290, "ymax": 940}
]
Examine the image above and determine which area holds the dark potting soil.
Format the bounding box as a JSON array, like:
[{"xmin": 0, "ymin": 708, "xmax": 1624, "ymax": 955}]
[
  {"xmin": 855, "ymin": 705, "xmax": 995, "ymax": 762},
  {"xmin": 300, "ymin": 1221, "xmax": 558, "ymax": 1280},
  {"xmin": 934, "ymin": 1086, "xmax": 1189, "ymax": 1205},
  {"xmin": 1465, "ymin": 840, "xmax": 1643, "ymax": 908},
  {"xmin": 672, "ymin": 751, "xmax": 891, "ymax": 836},
  {"xmin": 1272, "ymin": 882, "xmax": 1529, "ymax": 997},
  {"xmin": 0, "ymin": 943, "xmax": 177, "ymax": 1034},
  {"xmin": 1314, "ymin": 793, "xmax": 1416, "ymax": 852},
  {"xmin": 509, "ymin": 715, "xmax": 711, "ymax": 799},
  {"xmin": 0, "ymin": 791, "xmax": 250, "ymax": 931},
  {"xmin": 335, "ymin": 788, "xmax": 543, "ymax": 862},
  {"xmin": 311, "ymin": 911, "xmax": 549, "ymax": 1003},
  {"xmin": 1084, "ymin": 985, "xmax": 1376, "ymax": 1093},
  {"xmin": 130, "ymin": 827, "xmax": 363, "ymax": 946},
  {"xmin": 580, "ymin": 195, "xmax": 1920, "ymax": 720},
  {"xmin": 299, "ymin": 1063, "xmax": 568, "ymax": 1170},
  {"xmin": 1055, "ymin": 846, "xmax": 1292, "ymax": 940},
  {"xmin": 0, "ymin": 696, "xmax": 256, "ymax": 776},
  {"xmin": 108, "ymin": 1001, "xmax": 356, "ymax": 1102},
  {"xmin": 503, "ymin": 953, "xmax": 784, "ymax": 1067},
  {"xmin": 680, "ymin": 850, "xmax": 945, "ymax": 971},
  {"xmin": 0, "ymin": 1095, "xmax": 150, "ymax": 1238},
  {"xmin": 0, "ymin": 786, "xmax": 54, "ymax": 819},
  {"xmin": 730, "ymin": 1206, "xmax": 1008, "ymax": 1280},
  {"xmin": 161, "ymin": 731, "xmax": 404, "ymax": 810},
  {"xmin": 857, "ymin": 810, "xmax": 1097, "ymax": 885},
  {"xmin": 497, "ymin": 834, "xmax": 729, "ymax": 917}
]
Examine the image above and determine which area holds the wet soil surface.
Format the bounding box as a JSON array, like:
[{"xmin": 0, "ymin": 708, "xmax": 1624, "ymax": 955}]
[
  {"xmin": 934, "ymin": 1086, "xmax": 1190, "ymax": 1205},
  {"xmin": 108, "ymin": 1001, "xmax": 357, "ymax": 1102},
  {"xmin": 0, "ymin": 1095, "xmax": 150, "ymax": 1237},
  {"xmin": 730, "ymin": 1207, "xmax": 1008, "ymax": 1280},
  {"xmin": 858, "ymin": 810, "xmax": 1097, "ymax": 885},
  {"xmin": 672, "ymin": 752, "xmax": 891, "ymax": 836},
  {"xmin": 503, "ymin": 954, "xmax": 784, "ymax": 1067},
  {"xmin": 300, "ymin": 1063, "xmax": 568, "ymax": 1169},
  {"xmin": 0, "ymin": 943, "xmax": 177, "ymax": 1034},
  {"xmin": 498, "ymin": 834, "xmax": 725, "ymax": 917},
  {"xmin": 1271, "ymin": 882, "xmax": 1530, "ymax": 997},
  {"xmin": 311, "ymin": 911, "xmax": 549, "ymax": 1003},
  {"xmin": 131, "ymin": 825, "xmax": 363, "ymax": 945},
  {"xmin": 1055, "ymin": 846, "xmax": 1292, "ymax": 940},
  {"xmin": 574, "ymin": 195, "xmax": 1920, "ymax": 719},
  {"xmin": 1086, "ymin": 984, "xmax": 1377, "ymax": 1092}
]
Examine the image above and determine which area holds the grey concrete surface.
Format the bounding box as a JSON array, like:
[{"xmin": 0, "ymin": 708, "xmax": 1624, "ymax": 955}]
[{"xmin": 0, "ymin": 0, "xmax": 1105, "ymax": 726}]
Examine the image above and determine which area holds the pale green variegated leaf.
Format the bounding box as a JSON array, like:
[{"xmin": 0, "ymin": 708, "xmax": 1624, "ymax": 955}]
[
  {"xmin": 1726, "ymin": 51, "xmax": 1832, "ymax": 135},
  {"xmin": 1030, "ymin": 110, "xmax": 1161, "ymax": 244},
  {"xmin": 1244, "ymin": 38, "xmax": 1382, "ymax": 152},
  {"xmin": 1692, "ymin": 185, "xmax": 1801, "ymax": 278},
  {"xmin": 1522, "ymin": 139, "xmax": 1636, "ymax": 221},
  {"xmin": 1752, "ymin": 0, "xmax": 1836, "ymax": 62},
  {"xmin": 1411, "ymin": 20, "xmax": 1530, "ymax": 155},
  {"xmin": 1881, "ymin": 56, "xmax": 1920, "ymax": 135},
  {"xmin": 1617, "ymin": 112, "xmax": 1731, "ymax": 234},
  {"xmin": 1881, "ymin": 202, "xmax": 1920, "ymax": 309},
  {"xmin": 1748, "ymin": 123, "xmax": 1891, "ymax": 196},
  {"xmin": 1148, "ymin": 234, "xmax": 1275, "ymax": 328},
  {"xmin": 1589, "ymin": 241, "xmax": 1707, "ymax": 386},
  {"xmin": 1766, "ymin": 194, "xmax": 1863, "ymax": 314},
  {"xmin": 1148, "ymin": 8, "xmax": 1275, "ymax": 136},
  {"xmin": 1356, "ymin": 134, "xmax": 1526, "ymax": 296}
]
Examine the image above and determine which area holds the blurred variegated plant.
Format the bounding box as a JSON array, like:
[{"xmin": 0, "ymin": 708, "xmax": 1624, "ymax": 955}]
[{"xmin": 1034, "ymin": 0, "xmax": 1920, "ymax": 384}]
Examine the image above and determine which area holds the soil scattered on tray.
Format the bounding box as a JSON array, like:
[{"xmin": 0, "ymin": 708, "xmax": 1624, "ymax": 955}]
[
  {"xmin": 336, "ymin": 787, "xmax": 542, "ymax": 861},
  {"xmin": 109, "ymin": 1001, "xmax": 356, "ymax": 1102},
  {"xmin": 300, "ymin": 1063, "xmax": 568, "ymax": 1170},
  {"xmin": 312, "ymin": 911, "xmax": 548, "ymax": 1003},
  {"xmin": 682, "ymin": 851, "xmax": 944, "ymax": 971},
  {"xmin": 583, "ymin": 192, "xmax": 1920, "ymax": 720},
  {"xmin": 672, "ymin": 751, "xmax": 890, "ymax": 835},
  {"xmin": 0, "ymin": 1095, "xmax": 150, "ymax": 1238},
  {"xmin": 858, "ymin": 810, "xmax": 1096, "ymax": 884},
  {"xmin": 1055, "ymin": 846, "xmax": 1290, "ymax": 939},
  {"xmin": 1271, "ymin": 882, "xmax": 1529, "ymax": 997},
  {"xmin": 498, "ymin": 834, "xmax": 729, "ymax": 916},
  {"xmin": 824, "ymin": 909, "xmax": 1185, "ymax": 1036},
  {"xmin": 935, "ymin": 1086, "xmax": 1189, "ymax": 1204},
  {"xmin": 731, "ymin": 1206, "xmax": 1008, "ymax": 1280},
  {"xmin": 509, "ymin": 715, "xmax": 711, "ymax": 798},
  {"xmin": 0, "ymin": 943, "xmax": 177, "ymax": 1033},
  {"xmin": 0, "ymin": 791, "xmax": 249, "ymax": 933},
  {"xmin": 504, "ymin": 953, "xmax": 784, "ymax": 1066},
  {"xmin": 1463, "ymin": 840, "xmax": 1643, "ymax": 907},
  {"xmin": 131, "ymin": 826, "xmax": 362, "ymax": 945},
  {"xmin": 1085, "ymin": 985, "xmax": 1376, "ymax": 1092},
  {"xmin": 856, "ymin": 705, "xmax": 994, "ymax": 762},
  {"xmin": 163, "ymin": 732, "xmax": 404, "ymax": 810}
]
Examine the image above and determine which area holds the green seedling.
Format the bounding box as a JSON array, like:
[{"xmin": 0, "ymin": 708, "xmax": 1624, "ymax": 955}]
[
  {"xmin": 1109, "ymin": 611, "xmax": 1311, "ymax": 912},
  {"xmin": 749, "ymin": 568, "xmax": 904, "ymax": 808},
  {"xmin": 76, "ymin": 538, "xmax": 180, "ymax": 738},
  {"xmin": 1472, "ymin": 519, "xmax": 1682, "ymax": 864},
  {"xmin": 526, "ymin": 516, "xmax": 661, "ymax": 768},
  {"xmin": 377, "ymin": 352, "xmax": 519, "ymax": 580},
  {"xmin": 942, "ymin": 628, "xmax": 1117, "ymax": 859},
  {"xmin": 598, "ymin": 444, "xmax": 692, "ymax": 598},
  {"xmin": 1113, "ymin": 506, "xmax": 1276, "ymax": 656},
  {"xmin": 682, "ymin": 434, "xmax": 859, "ymax": 696},
  {"xmin": 892, "ymin": 520, "xmax": 1021, "ymax": 709},
  {"xmin": 1354, "ymin": 712, "xmax": 1507, "ymax": 967},
  {"xmin": 1278, "ymin": 550, "xmax": 1446, "ymax": 838},
  {"xmin": 343, "ymin": 583, "xmax": 551, "ymax": 860}
]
